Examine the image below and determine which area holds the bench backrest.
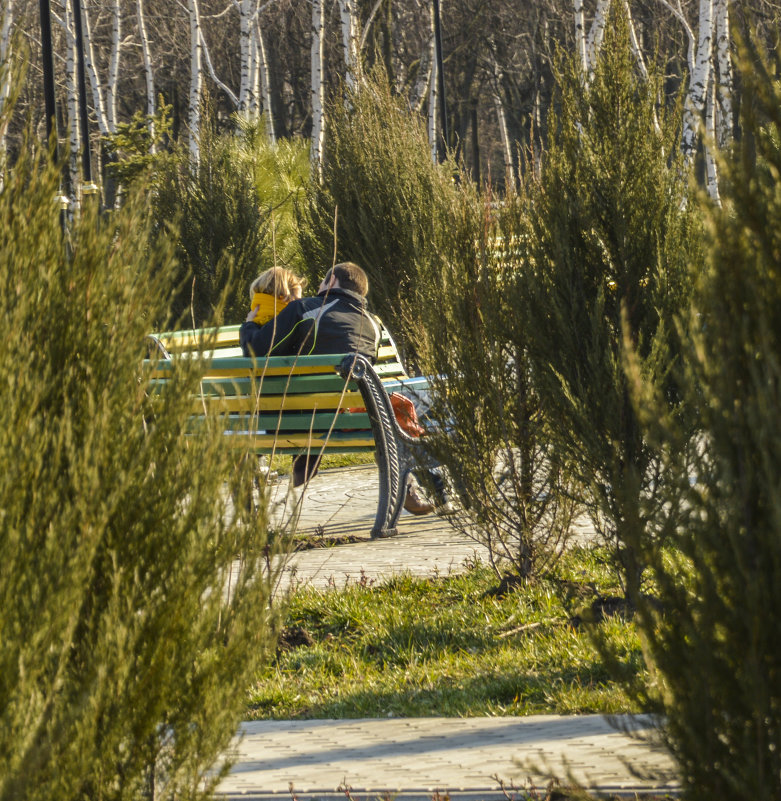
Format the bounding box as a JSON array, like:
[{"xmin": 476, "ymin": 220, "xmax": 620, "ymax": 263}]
[{"xmin": 145, "ymin": 320, "xmax": 425, "ymax": 455}]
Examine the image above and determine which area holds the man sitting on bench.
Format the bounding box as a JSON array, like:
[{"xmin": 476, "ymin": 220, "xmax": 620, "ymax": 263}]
[{"xmin": 239, "ymin": 262, "xmax": 380, "ymax": 487}]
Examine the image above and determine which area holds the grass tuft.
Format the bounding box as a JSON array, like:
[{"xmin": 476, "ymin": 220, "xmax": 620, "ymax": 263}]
[{"xmin": 249, "ymin": 550, "xmax": 645, "ymax": 720}]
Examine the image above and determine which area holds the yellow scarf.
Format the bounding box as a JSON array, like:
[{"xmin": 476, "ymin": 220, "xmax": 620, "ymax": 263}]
[{"xmin": 251, "ymin": 292, "xmax": 289, "ymax": 325}]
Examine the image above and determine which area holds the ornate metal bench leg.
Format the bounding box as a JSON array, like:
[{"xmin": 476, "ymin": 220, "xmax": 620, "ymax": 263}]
[{"xmin": 339, "ymin": 355, "xmax": 407, "ymax": 538}]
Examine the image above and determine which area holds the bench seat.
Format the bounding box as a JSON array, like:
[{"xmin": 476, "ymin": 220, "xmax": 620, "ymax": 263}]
[{"xmin": 145, "ymin": 322, "xmax": 427, "ymax": 537}]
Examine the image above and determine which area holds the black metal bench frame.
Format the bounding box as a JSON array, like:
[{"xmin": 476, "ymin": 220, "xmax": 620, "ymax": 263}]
[{"xmin": 337, "ymin": 354, "xmax": 423, "ymax": 538}]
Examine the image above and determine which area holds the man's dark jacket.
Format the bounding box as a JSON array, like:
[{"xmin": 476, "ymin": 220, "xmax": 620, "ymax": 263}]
[{"xmin": 239, "ymin": 287, "xmax": 379, "ymax": 361}]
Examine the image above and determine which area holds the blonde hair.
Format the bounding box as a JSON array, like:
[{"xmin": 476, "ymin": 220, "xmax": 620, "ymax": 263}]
[{"xmin": 249, "ymin": 267, "xmax": 307, "ymax": 301}]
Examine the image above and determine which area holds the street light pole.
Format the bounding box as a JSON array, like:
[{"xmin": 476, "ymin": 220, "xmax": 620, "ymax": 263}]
[{"xmin": 39, "ymin": 0, "xmax": 57, "ymax": 150}]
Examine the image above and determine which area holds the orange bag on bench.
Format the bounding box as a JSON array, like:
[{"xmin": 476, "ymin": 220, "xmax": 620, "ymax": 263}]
[{"xmin": 345, "ymin": 392, "xmax": 426, "ymax": 438}]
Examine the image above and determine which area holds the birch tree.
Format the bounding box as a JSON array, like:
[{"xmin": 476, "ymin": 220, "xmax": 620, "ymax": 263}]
[
  {"xmin": 189, "ymin": 0, "xmax": 203, "ymax": 163},
  {"xmin": 656, "ymin": 0, "xmax": 726, "ymax": 200},
  {"xmin": 256, "ymin": 16, "xmax": 275, "ymax": 142},
  {"xmin": 310, "ymin": 0, "xmax": 325, "ymax": 173},
  {"xmin": 492, "ymin": 57, "xmax": 515, "ymax": 190},
  {"xmin": 573, "ymin": 0, "xmax": 588, "ymax": 73},
  {"xmin": 338, "ymin": 0, "xmax": 359, "ymax": 90},
  {"xmin": 105, "ymin": 0, "xmax": 121, "ymax": 132},
  {"xmin": 427, "ymin": 1, "xmax": 438, "ymax": 162},
  {"xmin": 136, "ymin": 0, "xmax": 155, "ymax": 127},
  {"xmin": 714, "ymin": 0, "xmax": 733, "ymax": 147},
  {"xmin": 63, "ymin": 3, "xmax": 80, "ymax": 197},
  {"xmin": 238, "ymin": 0, "xmax": 256, "ymax": 112},
  {"xmin": 80, "ymin": 0, "xmax": 111, "ymax": 137},
  {"xmin": 0, "ymin": 0, "xmax": 14, "ymax": 171},
  {"xmin": 681, "ymin": 0, "xmax": 714, "ymax": 164},
  {"xmin": 574, "ymin": 0, "xmax": 612, "ymax": 77}
]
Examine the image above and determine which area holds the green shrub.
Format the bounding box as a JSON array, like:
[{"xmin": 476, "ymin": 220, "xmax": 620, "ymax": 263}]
[
  {"xmin": 520, "ymin": 7, "xmax": 700, "ymax": 601},
  {"xmin": 411, "ymin": 184, "xmax": 581, "ymax": 581},
  {"xmin": 625, "ymin": 29, "xmax": 781, "ymax": 800},
  {"xmin": 297, "ymin": 70, "xmax": 459, "ymax": 353},
  {"xmin": 0, "ymin": 140, "xmax": 279, "ymax": 800},
  {"xmin": 233, "ymin": 115, "xmax": 311, "ymax": 278},
  {"xmin": 152, "ymin": 115, "xmax": 270, "ymax": 328}
]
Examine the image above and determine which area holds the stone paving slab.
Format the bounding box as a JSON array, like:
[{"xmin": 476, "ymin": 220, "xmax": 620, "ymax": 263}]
[
  {"xmin": 219, "ymin": 466, "xmax": 678, "ymax": 799},
  {"xmin": 267, "ymin": 465, "xmax": 595, "ymax": 592},
  {"xmin": 218, "ymin": 716, "xmax": 678, "ymax": 800}
]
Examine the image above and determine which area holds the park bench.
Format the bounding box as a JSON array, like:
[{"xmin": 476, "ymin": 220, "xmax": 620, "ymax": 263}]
[{"xmin": 144, "ymin": 322, "xmax": 432, "ymax": 538}]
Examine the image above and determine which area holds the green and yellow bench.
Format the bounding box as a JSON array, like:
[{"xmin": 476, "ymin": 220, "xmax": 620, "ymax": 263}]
[{"xmin": 145, "ymin": 322, "xmax": 431, "ymax": 538}]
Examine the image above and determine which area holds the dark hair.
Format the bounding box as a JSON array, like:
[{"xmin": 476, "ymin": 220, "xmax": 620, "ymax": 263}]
[{"xmin": 327, "ymin": 262, "xmax": 369, "ymax": 297}]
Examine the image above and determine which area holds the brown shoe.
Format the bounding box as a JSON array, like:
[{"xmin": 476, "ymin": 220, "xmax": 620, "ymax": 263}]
[{"xmin": 403, "ymin": 485, "xmax": 434, "ymax": 515}]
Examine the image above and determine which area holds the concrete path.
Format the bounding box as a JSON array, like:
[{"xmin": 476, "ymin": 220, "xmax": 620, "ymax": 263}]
[{"xmin": 218, "ymin": 465, "xmax": 679, "ymax": 799}]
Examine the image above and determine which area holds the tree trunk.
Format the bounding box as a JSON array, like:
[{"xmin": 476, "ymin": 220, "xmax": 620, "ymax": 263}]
[
  {"xmin": 409, "ymin": 36, "xmax": 431, "ymax": 114},
  {"xmin": 256, "ymin": 17, "xmax": 275, "ymax": 143},
  {"xmin": 492, "ymin": 62, "xmax": 515, "ymax": 192},
  {"xmin": 81, "ymin": 0, "xmax": 110, "ymax": 136},
  {"xmin": 201, "ymin": 30, "xmax": 238, "ymax": 108},
  {"xmin": 238, "ymin": 0, "xmax": 253, "ymax": 111},
  {"xmin": 705, "ymin": 75, "xmax": 721, "ymax": 204},
  {"xmin": 714, "ymin": 0, "xmax": 733, "ymax": 148},
  {"xmin": 586, "ymin": 0, "xmax": 611, "ymax": 72},
  {"xmin": 249, "ymin": 24, "xmax": 260, "ymax": 117},
  {"xmin": 338, "ymin": 0, "xmax": 359, "ymax": 91},
  {"xmin": 681, "ymin": 0, "xmax": 714, "ymax": 163},
  {"xmin": 573, "ymin": 0, "xmax": 588, "ymax": 73},
  {"xmin": 427, "ymin": 1, "xmax": 437, "ymax": 162},
  {"xmin": 1, "ymin": 0, "xmax": 14, "ymax": 180},
  {"xmin": 64, "ymin": 5, "xmax": 80, "ymax": 201},
  {"xmin": 310, "ymin": 0, "xmax": 325, "ymax": 175},
  {"xmin": 189, "ymin": 0, "xmax": 203, "ymax": 164},
  {"xmin": 623, "ymin": 0, "xmax": 647, "ymax": 79},
  {"xmin": 106, "ymin": 0, "xmax": 121, "ymax": 132},
  {"xmin": 136, "ymin": 0, "xmax": 156, "ymax": 147}
]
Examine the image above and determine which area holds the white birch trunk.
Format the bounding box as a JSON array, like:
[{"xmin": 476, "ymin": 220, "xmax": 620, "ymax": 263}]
[
  {"xmin": 189, "ymin": 0, "xmax": 203, "ymax": 164},
  {"xmin": 655, "ymin": 0, "xmax": 696, "ymax": 74},
  {"xmin": 338, "ymin": 0, "xmax": 359, "ymax": 91},
  {"xmin": 249, "ymin": 25, "xmax": 260, "ymax": 116},
  {"xmin": 238, "ymin": 0, "xmax": 253, "ymax": 111},
  {"xmin": 681, "ymin": 0, "xmax": 714, "ymax": 163},
  {"xmin": 573, "ymin": 0, "xmax": 588, "ymax": 73},
  {"xmin": 623, "ymin": 0, "xmax": 648, "ymax": 79},
  {"xmin": 494, "ymin": 92, "xmax": 514, "ymax": 192},
  {"xmin": 82, "ymin": 1, "xmax": 111, "ymax": 136},
  {"xmin": 0, "ymin": 0, "xmax": 13, "ymax": 170},
  {"xmin": 256, "ymin": 17, "xmax": 275, "ymax": 142},
  {"xmin": 64, "ymin": 5, "xmax": 80, "ymax": 195},
  {"xmin": 586, "ymin": 0, "xmax": 611, "ymax": 72},
  {"xmin": 106, "ymin": 0, "xmax": 121, "ymax": 132},
  {"xmin": 427, "ymin": 2, "xmax": 437, "ymax": 162},
  {"xmin": 714, "ymin": 0, "xmax": 733, "ymax": 147},
  {"xmin": 201, "ymin": 30, "xmax": 238, "ymax": 107},
  {"xmin": 310, "ymin": 0, "xmax": 325, "ymax": 174},
  {"xmin": 410, "ymin": 38, "xmax": 431, "ymax": 114},
  {"xmin": 136, "ymin": 0, "xmax": 156, "ymax": 123},
  {"xmin": 705, "ymin": 76, "xmax": 720, "ymax": 203}
]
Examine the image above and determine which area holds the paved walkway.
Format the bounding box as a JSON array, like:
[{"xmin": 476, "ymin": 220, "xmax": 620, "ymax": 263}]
[{"xmin": 218, "ymin": 465, "xmax": 679, "ymax": 799}]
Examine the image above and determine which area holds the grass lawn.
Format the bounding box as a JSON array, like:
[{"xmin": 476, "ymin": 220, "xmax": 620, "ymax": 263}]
[{"xmin": 248, "ymin": 547, "xmax": 646, "ymax": 719}]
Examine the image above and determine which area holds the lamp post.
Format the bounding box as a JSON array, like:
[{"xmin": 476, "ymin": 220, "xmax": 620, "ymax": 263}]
[
  {"xmin": 432, "ymin": 0, "xmax": 448, "ymax": 163},
  {"xmin": 39, "ymin": 0, "xmax": 57, "ymax": 150}
]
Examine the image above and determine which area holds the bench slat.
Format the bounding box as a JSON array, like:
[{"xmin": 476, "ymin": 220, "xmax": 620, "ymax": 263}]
[
  {"xmin": 213, "ymin": 411, "xmax": 372, "ymax": 431},
  {"xmin": 190, "ymin": 391, "xmax": 364, "ymax": 414},
  {"xmin": 153, "ymin": 373, "xmax": 357, "ymax": 396},
  {"xmin": 223, "ymin": 432, "xmax": 375, "ymax": 450}
]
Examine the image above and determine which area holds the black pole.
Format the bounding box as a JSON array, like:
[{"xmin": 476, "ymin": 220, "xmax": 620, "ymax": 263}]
[
  {"xmin": 70, "ymin": 0, "xmax": 92, "ymax": 184},
  {"xmin": 39, "ymin": 0, "xmax": 58, "ymax": 150},
  {"xmin": 432, "ymin": 0, "xmax": 448, "ymax": 162}
]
